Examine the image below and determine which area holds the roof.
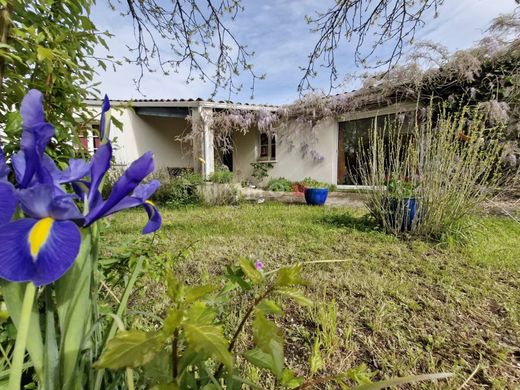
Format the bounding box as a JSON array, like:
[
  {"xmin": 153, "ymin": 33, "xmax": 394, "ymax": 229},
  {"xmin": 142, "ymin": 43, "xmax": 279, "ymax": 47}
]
[{"xmin": 84, "ymin": 97, "xmax": 278, "ymax": 111}]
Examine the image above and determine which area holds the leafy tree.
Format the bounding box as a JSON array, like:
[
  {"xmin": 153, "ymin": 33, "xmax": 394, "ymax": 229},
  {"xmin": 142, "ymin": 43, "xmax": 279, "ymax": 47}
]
[{"xmin": 0, "ymin": 0, "xmax": 113, "ymax": 164}]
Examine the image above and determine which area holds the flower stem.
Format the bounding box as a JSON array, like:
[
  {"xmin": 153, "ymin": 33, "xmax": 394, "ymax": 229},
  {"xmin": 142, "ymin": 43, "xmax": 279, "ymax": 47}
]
[
  {"xmin": 8, "ymin": 283, "xmax": 37, "ymax": 390},
  {"xmin": 214, "ymin": 285, "xmax": 274, "ymax": 378}
]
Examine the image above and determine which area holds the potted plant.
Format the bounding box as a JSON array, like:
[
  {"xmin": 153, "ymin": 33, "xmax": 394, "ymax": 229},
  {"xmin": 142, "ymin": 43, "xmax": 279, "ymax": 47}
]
[
  {"xmin": 301, "ymin": 177, "xmax": 331, "ymax": 206},
  {"xmin": 384, "ymin": 176, "xmax": 420, "ymax": 231}
]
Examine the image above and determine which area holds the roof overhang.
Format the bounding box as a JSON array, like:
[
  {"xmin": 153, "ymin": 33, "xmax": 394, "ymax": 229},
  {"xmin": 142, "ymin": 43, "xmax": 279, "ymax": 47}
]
[{"xmin": 84, "ymin": 99, "xmax": 278, "ymax": 112}]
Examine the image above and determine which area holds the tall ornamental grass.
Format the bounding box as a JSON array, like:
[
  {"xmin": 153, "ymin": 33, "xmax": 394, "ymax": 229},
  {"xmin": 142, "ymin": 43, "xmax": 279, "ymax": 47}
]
[{"xmin": 359, "ymin": 107, "xmax": 503, "ymax": 240}]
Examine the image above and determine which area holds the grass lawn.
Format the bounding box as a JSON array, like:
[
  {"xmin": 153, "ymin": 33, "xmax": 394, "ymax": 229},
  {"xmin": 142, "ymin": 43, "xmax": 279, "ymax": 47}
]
[{"xmin": 100, "ymin": 203, "xmax": 520, "ymax": 388}]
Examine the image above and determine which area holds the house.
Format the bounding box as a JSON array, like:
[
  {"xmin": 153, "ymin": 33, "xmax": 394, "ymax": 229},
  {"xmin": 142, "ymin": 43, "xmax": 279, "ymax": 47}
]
[{"xmin": 85, "ymin": 95, "xmax": 417, "ymax": 188}]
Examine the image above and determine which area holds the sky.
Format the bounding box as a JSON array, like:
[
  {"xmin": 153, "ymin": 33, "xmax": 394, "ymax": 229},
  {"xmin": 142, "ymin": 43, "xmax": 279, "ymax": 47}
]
[{"xmin": 91, "ymin": 0, "xmax": 519, "ymax": 105}]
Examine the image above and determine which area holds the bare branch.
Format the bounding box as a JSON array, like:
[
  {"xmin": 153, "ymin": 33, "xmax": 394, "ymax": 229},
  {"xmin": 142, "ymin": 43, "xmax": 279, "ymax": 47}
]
[
  {"xmin": 299, "ymin": 0, "xmax": 445, "ymax": 94},
  {"xmin": 112, "ymin": 0, "xmax": 262, "ymax": 97}
]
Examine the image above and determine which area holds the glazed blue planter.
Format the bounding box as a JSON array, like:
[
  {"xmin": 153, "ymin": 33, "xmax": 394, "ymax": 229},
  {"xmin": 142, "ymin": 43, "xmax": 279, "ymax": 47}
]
[
  {"xmin": 386, "ymin": 197, "xmax": 419, "ymax": 231},
  {"xmin": 304, "ymin": 188, "xmax": 329, "ymax": 206}
]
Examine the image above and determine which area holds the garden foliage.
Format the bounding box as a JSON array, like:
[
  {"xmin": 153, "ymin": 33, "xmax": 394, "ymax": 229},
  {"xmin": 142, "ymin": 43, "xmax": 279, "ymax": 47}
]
[
  {"xmin": 95, "ymin": 258, "xmax": 451, "ymax": 389},
  {"xmin": 150, "ymin": 170, "xmax": 204, "ymax": 207},
  {"xmin": 209, "ymin": 166, "xmax": 235, "ymax": 184},
  {"xmin": 0, "ymin": 0, "xmax": 118, "ymax": 165},
  {"xmin": 266, "ymin": 177, "xmax": 293, "ymax": 192},
  {"xmin": 359, "ymin": 107, "xmax": 503, "ymax": 240}
]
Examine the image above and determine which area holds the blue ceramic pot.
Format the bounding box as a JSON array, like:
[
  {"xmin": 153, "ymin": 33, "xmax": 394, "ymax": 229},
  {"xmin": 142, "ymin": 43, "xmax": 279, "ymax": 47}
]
[
  {"xmin": 304, "ymin": 188, "xmax": 329, "ymax": 206},
  {"xmin": 386, "ymin": 197, "xmax": 419, "ymax": 231}
]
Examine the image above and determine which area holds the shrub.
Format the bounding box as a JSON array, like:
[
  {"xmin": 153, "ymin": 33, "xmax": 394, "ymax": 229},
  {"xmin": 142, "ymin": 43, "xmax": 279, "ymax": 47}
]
[
  {"xmin": 300, "ymin": 177, "xmax": 337, "ymax": 191},
  {"xmin": 266, "ymin": 177, "xmax": 293, "ymax": 192},
  {"xmin": 250, "ymin": 162, "xmax": 273, "ymax": 183},
  {"xmin": 201, "ymin": 182, "xmax": 241, "ymax": 205},
  {"xmin": 150, "ymin": 169, "xmax": 204, "ymax": 207},
  {"xmin": 359, "ymin": 107, "xmax": 503, "ymax": 240},
  {"xmin": 209, "ymin": 166, "xmax": 234, "ymax": 183},
  {"xmin": 100, "ymin": 166, "xmax": 125, "ymax": 199}
]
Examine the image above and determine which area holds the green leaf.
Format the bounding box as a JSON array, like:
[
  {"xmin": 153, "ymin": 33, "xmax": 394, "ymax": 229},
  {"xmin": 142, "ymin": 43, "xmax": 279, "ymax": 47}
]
[
  {"xmin": 95, "ymin": 254, "xmax": 144, "ymax": 389},
  {"xmin": 163, "ymin": 308, "xmax": 183, "ymax": 335},
  {"xmin": 55, "ymin": 229, "xmax": 93, "ymax": 388},
  {"xmin": 94, "ymin": 330, "xmax": 165, "ymax": 369},
  {"xmin": 177, "ymin": 347, "xmax": 203, "ymax": 377},
  {"xmin": 166, "ymin": 273, "xmax": 184, "ymax": 303},
  {"xmin": 185, "ymin": 285, "xmax": 217, "ymax": 304},
  {"xmin": 151, "ymin": 384, "xmax": 179, "ymax": 390},
  {"xmin": 257, "ymin": 299, "xmax": 283, "ymax": 316},
  {"xmin": 280, "ymin": 369, "xmax": 305, "ymax": 389},
  {"xmin": 252, "ymin": 311, "xmax": 284, "ymax": 378},
  {"xmin": 201, "ymin": 385, "xmax": 219, "ymax": 390},
  {"xmin": 239, "ymin": 258, "xmax": 263, "ymax": 284},
  {"xmin": 309, "ymin": 337, "xmax": 324, "ymax": 375},
  {"xmin": 275, "ymin": 287, "xmax": 313, "ymax": 307},
  {"xmin": 36, "ymin": 46, "xmax": 54, "ymax": 61},
  {"xmin": 44, "ymin": 289, "xmax": 58, "ymax": 390},
  {"xmin": 186, "ymin": 301, "xmax": 215, "ymax": 325},
  {"xmin": 0, "ymin": 281, "xmax": 44, "ymax": 381},
  {"xmin": 352, "ymin": 373, "xmax": 453, "ymax": 390},
  {"xmin": 275, "ymin": 265, "xmax": 307, "ymax": 287},
  {"xmin": 143, "ymin": 349, "xmax": 173, "ymax": 386},
  {"xmin": 183, "ymin": 322, "xmax": 233, "ymax": 369},
  {"xmin": 244, "ymin": 348, "xmax": 274, "ymax": 370}
]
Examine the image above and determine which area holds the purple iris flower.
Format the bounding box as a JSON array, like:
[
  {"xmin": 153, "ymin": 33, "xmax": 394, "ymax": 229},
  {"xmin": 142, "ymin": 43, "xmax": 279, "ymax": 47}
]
[
  {"xmin": 99, "ymin": 95, "xmax": 110, "ymax": 141},
  {"xmin": 0, "ymin": 89, "xmax": 162, "ymax": 286},
  {"xmin": 15, "ymin": 90, "xmax": 55, "ymax": 188},
  {"xmin": 84, "ymin": 143, "xmax": 162, "ymax": 234},
  {"xmin": 0, "ymin": 183, "xmax": 82, "ymax": 286}
]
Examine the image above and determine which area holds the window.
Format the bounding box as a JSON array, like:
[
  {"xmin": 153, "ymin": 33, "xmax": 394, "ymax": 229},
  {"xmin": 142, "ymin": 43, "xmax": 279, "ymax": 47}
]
[
  {"xmin": 337, "ymin": 112, "xmax": 414, "ymax": 185},
  {"xmin": 77, "ymin": 123, "xmax": 101, "ymax": 154},
  {"xmin": 258, "ymin": 133, "xmax": 276, "ymax": 161},
  {"xmin": 91, "ymin": 124, "xmax": 101, "ymax": 153}
]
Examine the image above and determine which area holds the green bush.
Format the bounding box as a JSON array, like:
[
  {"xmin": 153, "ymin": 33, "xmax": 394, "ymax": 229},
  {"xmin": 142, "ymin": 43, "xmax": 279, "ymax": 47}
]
[
  {"xmin": 201, "ymin": 183, "xmax": 241, "ymax": 205},
  {"xmin": 266, "ymin": 177, "xmax": 293, "ymax": 192},
  {"xmin": 250, "ymin": 162, "xmax": 273, "ymax": 182},
  {"xmin": 359, "ymin": 107, "xmax": 503, "ymax": 240},
  {"xmin": 100, "ymin": 166, "xmax": 125, "ymax": 199},
  {"xmin": 209, "ymin": 167, "xmax": 234, "ymax": 183},
  {"xmin": 301, "ymin": 177, "xmax": 337, "ymax": 191},
  {"xmin": 150, "ymin": 169, "xmax": 204, "ymax": 207}
]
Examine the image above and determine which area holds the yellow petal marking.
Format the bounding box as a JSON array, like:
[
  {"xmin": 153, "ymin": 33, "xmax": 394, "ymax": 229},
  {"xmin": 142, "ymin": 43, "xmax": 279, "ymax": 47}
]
[
  {"xmin": 145, "ymin": 200, "xmax": 155, "ymax": 206},
  {"xmin": 28, "ymin": 217, "xmax": 54, "ymax": 259}
]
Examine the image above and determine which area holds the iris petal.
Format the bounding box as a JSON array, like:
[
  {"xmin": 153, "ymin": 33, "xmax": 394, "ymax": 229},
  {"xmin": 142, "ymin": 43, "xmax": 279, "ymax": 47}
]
[
  {"xmin": 20, "ymin": 90, "xmax": 46, "ymax": 129},
  {"xmin": 0, "ymin": 219, "xmax": 38, "ymax": 282},
  {"xmin": 87, "ymin": 142, "xmax": 112, "ymax": 208},
  {"xmin": 19, "ymin": 90, "xmax": 55, "ymax": 187},
  {"xmin": 0, "ymin": 182, "xmax": 17, "ymax": 225},
  {"xmin": 31, "ymin": 219, "xmax": 81, "ymax": 286},
  {"xmin": 106, "ymin": 181, "xmax": 161, "ymax": 215},
  {"xmin": 142, "ymin": 201, "xmax": 162, "ymax": 234},
  {"xmin": 99, "ymin": 95, "xmax": 111, "ymax": 141},
  {"xmin": 0, "ymin": 218, "xmax": 81, "ymax": 286},
  {"xmin": 0, "ymin": 144, "xmax": 9, "ymax": 180},
  {"xmin": 86, "ymin": 180, "xmax": 162, "ymax": 233},
  {"xmin": 61, "ymin": 158, "xmax": 91, "ymax": 183},
  {"xmin": 86, "ymin": 151, "xmax": 154, "ymax": 226},
  {"xmin": 18, "ymin": 184, "xmax": 84, "ymax": 222}
]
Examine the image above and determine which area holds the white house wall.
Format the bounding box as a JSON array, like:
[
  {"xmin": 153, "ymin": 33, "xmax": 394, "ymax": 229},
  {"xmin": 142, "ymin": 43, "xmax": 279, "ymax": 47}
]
[
  {"xmin": 233, "ymin": 118, "xmax": 339, "ymax": 185},
  {"xmin": 89, "ymin": 106, "xmax": 194, "ymax": 169}
]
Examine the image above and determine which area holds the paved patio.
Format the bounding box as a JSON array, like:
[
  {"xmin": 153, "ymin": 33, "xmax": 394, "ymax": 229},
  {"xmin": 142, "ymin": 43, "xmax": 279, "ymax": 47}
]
[{"xmin": 240, "ymin": 188, "xmax": 367, "ymax": 208}]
